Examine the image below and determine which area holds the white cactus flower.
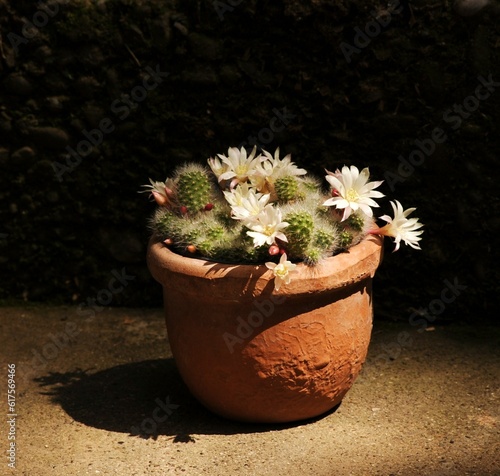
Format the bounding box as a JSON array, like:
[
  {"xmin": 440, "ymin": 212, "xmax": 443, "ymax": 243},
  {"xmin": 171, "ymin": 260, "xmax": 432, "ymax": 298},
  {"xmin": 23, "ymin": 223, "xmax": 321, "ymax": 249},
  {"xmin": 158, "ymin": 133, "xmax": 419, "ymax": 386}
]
[{"xmin": 323, "ymin": 165, "xmax": 384, "ymax": 221}]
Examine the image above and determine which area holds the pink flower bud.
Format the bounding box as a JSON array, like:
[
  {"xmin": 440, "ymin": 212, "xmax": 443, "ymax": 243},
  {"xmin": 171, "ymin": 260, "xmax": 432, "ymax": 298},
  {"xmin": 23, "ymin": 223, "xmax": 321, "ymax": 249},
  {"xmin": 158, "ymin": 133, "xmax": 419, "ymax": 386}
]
[
  {"xmin": 229, "ymin": 178, "xmax": 239, "ymax": 190},
  {"xmin": 179, "ymin": 206, "xmax": 188, "ymax": 215},
  {"xmin": 204, "ymin": 203, "xmax": 214, "ymax": 211},
  {"xmin": 152, "ymin": 191, "xmax": 168, "ymax": 206},
  {"xmin": 268, "ymin": 245, "xmax": 280, "ymax": 256}
]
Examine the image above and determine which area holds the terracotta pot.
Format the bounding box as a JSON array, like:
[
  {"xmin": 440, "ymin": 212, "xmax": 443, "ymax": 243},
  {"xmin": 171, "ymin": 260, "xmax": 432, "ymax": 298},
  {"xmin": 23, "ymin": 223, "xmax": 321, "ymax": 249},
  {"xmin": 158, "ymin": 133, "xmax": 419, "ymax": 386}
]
[{"xmin": 147, "ymin": 235, "xmax": 384, "ymax": 423}]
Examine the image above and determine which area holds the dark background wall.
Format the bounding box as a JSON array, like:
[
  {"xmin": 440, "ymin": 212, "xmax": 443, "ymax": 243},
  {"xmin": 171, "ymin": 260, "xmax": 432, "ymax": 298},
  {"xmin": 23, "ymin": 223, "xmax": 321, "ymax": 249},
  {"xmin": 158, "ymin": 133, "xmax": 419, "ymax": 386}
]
[{"xmin": 1, "ymin": 0, "xmax": 499, "ymax": 324}]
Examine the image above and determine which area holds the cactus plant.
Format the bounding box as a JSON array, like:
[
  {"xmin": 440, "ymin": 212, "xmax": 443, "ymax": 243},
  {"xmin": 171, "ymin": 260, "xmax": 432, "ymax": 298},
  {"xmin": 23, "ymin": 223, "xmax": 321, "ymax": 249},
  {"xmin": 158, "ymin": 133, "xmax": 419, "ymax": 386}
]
[
  {"xmin": 175, "ymin": 164, "xmax": 214, "ymax": 214},
  {"xmin": 282, "ymin": 210, "xmax": 314, "ymax": 260},
  {"xmin": 142, "ymin": 147, "xmax": 424, "ymax": 290},
  {"xmin": 275, "ymin": 176, "xmax": 305, "ymax": 203}
]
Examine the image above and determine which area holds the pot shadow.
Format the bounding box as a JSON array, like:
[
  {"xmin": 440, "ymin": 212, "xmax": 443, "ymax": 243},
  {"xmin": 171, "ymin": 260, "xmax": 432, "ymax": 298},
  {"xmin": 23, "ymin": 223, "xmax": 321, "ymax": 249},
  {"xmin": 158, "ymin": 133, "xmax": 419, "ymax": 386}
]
[{"xmin": 36, "ymin": 358, "xmax": 340, "ymax": 441}]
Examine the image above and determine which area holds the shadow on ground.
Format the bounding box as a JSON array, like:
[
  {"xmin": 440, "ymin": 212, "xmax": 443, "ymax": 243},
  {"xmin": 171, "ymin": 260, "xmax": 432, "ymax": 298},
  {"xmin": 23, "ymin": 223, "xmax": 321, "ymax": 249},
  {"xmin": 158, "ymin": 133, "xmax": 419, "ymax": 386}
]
[{"xmin": 35, "ymin": 359, "xmax": 337, "ymax": 441}]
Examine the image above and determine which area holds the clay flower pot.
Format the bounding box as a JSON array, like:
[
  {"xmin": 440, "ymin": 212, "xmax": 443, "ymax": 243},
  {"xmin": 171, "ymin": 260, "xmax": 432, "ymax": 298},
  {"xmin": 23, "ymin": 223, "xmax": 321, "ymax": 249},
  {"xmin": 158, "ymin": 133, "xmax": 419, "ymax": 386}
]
[{"xmin": 147, "ymin": 235, "xmax": 384, "ymax": 423}]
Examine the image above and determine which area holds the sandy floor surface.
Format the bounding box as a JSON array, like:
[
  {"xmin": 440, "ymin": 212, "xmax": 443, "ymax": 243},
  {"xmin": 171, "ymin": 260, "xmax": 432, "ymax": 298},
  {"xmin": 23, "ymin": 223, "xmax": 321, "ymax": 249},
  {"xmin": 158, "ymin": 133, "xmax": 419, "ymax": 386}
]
[{"xmin": 0, "ymin": 306, "xmax": 498, "ymax": 476}]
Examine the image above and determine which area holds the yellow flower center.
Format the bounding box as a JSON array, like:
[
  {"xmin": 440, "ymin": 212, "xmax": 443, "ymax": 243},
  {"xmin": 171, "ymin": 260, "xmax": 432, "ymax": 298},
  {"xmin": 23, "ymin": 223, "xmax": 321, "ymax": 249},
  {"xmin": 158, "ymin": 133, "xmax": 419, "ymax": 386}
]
[
  {"xmin": 274, "ymin": 264, "xmax": 288, "ymax": 278},
  {"xmin": 235, "ymin": 164, "xmax": 248, "ymax": 176},
  {"xmin": 346, "ymin": 188, "xmax": 360, "ymax": 201},
  {"xmin": 263, "ymin": 225, "xmax": 275, "ymax": 236}
]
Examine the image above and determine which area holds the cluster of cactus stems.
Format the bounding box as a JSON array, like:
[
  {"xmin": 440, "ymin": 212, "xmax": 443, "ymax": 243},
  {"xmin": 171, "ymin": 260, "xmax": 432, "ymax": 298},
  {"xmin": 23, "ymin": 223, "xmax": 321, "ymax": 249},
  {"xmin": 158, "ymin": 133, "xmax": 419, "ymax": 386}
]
[{"xmin": 142, "ymin": 147, "xmax": 385, "ymax": 266}]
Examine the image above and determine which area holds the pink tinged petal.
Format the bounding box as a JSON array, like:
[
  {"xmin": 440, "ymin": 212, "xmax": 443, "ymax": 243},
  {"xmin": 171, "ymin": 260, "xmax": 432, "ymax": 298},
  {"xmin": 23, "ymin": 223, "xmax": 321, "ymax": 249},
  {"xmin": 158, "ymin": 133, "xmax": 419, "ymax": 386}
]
[
  {"xmin": 152, "ymin": 191, "xmax": 168, "ymax": 206},
  {"xmin": 229, "ymin": 178, "xmax": 240, "ymax": 189}
]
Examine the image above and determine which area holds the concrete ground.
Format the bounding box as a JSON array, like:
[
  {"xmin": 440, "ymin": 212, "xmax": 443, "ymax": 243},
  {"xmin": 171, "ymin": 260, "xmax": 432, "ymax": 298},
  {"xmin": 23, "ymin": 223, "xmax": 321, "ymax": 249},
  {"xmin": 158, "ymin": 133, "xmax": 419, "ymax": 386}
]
[{"xmin": 0, "ymin": 305, "xmax": 498, "ymax": 476}]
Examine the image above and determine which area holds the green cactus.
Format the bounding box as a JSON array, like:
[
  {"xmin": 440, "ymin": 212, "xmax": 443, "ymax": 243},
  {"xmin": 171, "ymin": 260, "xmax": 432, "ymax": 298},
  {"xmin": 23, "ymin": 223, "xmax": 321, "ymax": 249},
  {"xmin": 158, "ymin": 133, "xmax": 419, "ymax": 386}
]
[
  {"xmin": 347, "ymin": 213, "xmax": 364, "ymax": 232},
  {"xmin": 154, "ymin": 209, "xmax": 183, "ymax": 240},
  {"xmin": 195, "ymin": 223, "xmax": 225, "ymax": 256},
  {"xmin": 147, "ymin": 153, "xmax": 383, "ymax": 267},
  {"xmin": 275, "ymin": 176, "xmax": 304, "ymax": 203},
  {"xmin": 175, "ymin": 164, "xmax": 213, "ymax": 214},
  {"xmin": 313, "ymin": 228, "xmax": 335, "ymax": 250},
  {"xmin": 283, "ymin": 211, "xmax": 314, "ymax": 259},
  {"xmin": 304, "ymin": 247, "xmax": 322, "ymax": 266},
  {"xmin": 338, "ymin": 230, "xmax": 353, "ymax": 249},
  {"xmin": 206, "ymin": 229, "xmax": 268, "ymax": 264}
]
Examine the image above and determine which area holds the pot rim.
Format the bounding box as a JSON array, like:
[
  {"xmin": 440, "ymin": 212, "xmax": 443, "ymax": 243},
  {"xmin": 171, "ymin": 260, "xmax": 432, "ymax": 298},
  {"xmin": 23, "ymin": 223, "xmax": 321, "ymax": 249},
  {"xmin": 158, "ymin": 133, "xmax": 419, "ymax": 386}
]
[{"xmin": 147, "ymin": 234, "xmax": 383, "ymax": 298}]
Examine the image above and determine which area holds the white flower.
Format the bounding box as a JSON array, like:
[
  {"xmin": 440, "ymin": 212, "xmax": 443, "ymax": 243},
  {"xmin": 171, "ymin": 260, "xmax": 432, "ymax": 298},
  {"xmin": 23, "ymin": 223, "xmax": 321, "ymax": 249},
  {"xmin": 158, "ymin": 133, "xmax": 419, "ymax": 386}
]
[
  {"xmin": 323, "ymin": 165, "xmax": 384, "ymax": 221},
  {"xmin": 213, "ymin": 146, "xmax": 261, "ymax": 185},
  {"xmin": 228, "ymin": 188, "xmax": 271, "ymax": 221},
  {"xmin": 377, "ymin": 200, "xmax": 424, "ymax": 251},
  {"xmin": 246, "ymin": 206, "xmax": 289, "ymax": 247},
  {"xmin": 139, "ymin": 178, "xmax": 175, "ymax": 207},
  {"xmin": 207, "ymin": 156, "xmax": 228, "ymax": 180},
  {"xmin": 223, "ymin": 183, "xmax": 263, "ymax": 207},
  {"xmin": 265, "ymin": 253, "xmax": 297, "ymax": 291},
  {"xmin": 258, "ymin": 148, "xmax": 307, "ymax": 181}
]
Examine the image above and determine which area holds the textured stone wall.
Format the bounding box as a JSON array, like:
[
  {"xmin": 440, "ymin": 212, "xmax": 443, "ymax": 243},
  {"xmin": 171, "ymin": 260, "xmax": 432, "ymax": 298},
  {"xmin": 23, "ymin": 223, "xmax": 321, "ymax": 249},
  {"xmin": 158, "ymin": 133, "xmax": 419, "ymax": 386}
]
[{"xmin": 1, "ymin": 0, "xmax": 499, "ymax": 321}]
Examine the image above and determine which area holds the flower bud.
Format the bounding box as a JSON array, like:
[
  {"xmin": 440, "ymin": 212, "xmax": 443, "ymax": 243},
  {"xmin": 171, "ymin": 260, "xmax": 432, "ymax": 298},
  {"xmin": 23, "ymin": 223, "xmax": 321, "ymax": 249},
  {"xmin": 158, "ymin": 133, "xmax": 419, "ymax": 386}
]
[
  {"xmin": 268, "ymin": 245, "xmax": 280, "ymax": 255},
  {"xmin": 152, "ymin": 191, "xmax": 168, "ymax": 206}
]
